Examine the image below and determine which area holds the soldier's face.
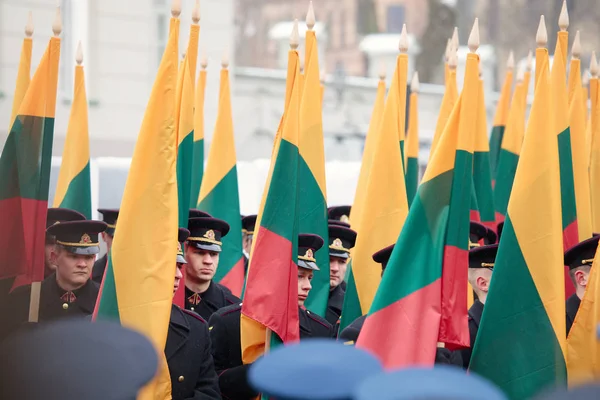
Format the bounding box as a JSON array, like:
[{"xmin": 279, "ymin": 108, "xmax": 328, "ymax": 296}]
[
  {"xmin": 173, "ymin": 263, "xmax": 184, "ymax": 295},
  {"xmin": 44, "ymin": 244, "xmax": 57, "ymax": 272},
  {"xmin": 297, "ymin": 267, "xmax": 313, "ymax": 306},
  {"xmin": 243, "ymin": 235, "xmax": 253, "ymax": 255},
  {"xmin": 52, "ymin": 248, "xmax": 95, "ymax": 289},
  {"xmin": 102, "ymin": 232, "xmax": 114, "ymax": 251},
  {"xmin": 185, "ymin": 244, "xmax": 219, "ymax": 283},
  {"xmin": 329, "ymin": 256, "xmax": 348, "ymax": 288}
]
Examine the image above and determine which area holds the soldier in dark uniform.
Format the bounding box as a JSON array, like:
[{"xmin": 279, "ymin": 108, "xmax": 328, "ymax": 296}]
[
  {"xmin": 328, "ymin": 205, "xmax": 352, "ymax": 224},
  {"xmin": 326, "ymin": 223, "xmax": 356, "ymax": 328},
  {"xmin": 497, "ymin": 221, "xmax": 504, "ymax": 242},
  {"xmin": 184, "ymin": 217, "xmax": 240, "ymax": 321},
  {"xmin": 564, "ymin": 235, "xmax": 598, "ymax": 335},
  {"xmin": 460, "ymin": 244, "xmax": 497, "ymax": 368},
  {"xmin": 208, "ymin": 234, "xmax": 335, "ymax": 400},
  {"xmin": 241, "ymin": 214, "xmax": 256, "ymax": 273},
  {"xmin": 469, "ymin": 221, "xmax": 496, "ymax": 248},
  {"xmin": 167, "ymin": 227, "xmax": 221, "ymax": 400},
  {"xmin": 189, "ymin": 209, "xmax": 212, "ymax": 219},
  {"xmin": 45, "ymin": 208, "xmax": 86, "ymax": 278},
  {"xmin": 92, "ymin": 208, "xmax": 119, "ymax": 284},
  {"xmin": 10, "ymin": 220, "xmax": 106, "ymax": 326}
]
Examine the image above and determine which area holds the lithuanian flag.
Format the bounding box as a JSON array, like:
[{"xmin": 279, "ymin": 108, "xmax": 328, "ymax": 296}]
[
  {"xmin": 488, "ymin": 57, "xmax": 513, "ymax": 179},
  {"xmin": 53, "ymin": 44, "xmax": 92, "ymax": 219},
  {"xmin": 241, "ymin": 40, "xmax": 301, "ymax": 363},
  {"xmin": 340, "ymin": 45, "xmax": 409, "ymax": 332},
  {"xmin": 8, "ymin": 13, "xmax": 32, "ymax": 132},
  {"xmin": 190, "ymin": 59, "xmax": 207, "ymax": 207},
  {"xmin": 551, "ymin": 34, "xmax": 578, "ymax": 252},
  {"xmin": 298, "ymin": 25, "xmax": 329, "ymax": 317},
  {"xmin": 95, "ymin": 9, "xmax": 179, "ymax": 400},
  {"xmin": 567, "ymin": 32, "xmax": 592, "ymax": 242},
  {"xmin": 405, "ymin": 72, "xmax": 419, "ymax": 207},
  {"xmin": 0, "ymin": 18, "xmax": 60, "ymax": 285},
  {"xmin": 566, "ymin": 240, "xmax": 600, "ymax": 385},
  {"xmin": 429, "ymin": 50, "xmax": 458, "ymax": 162},
  {"xmin": 396, "ymin": 25, "xmax": 409, "ymax": 169},
  {"xmin": 493, "ymin": 68, "xmax": 528, "ymax": 223},
  {"xmin": 473, "ymin": 75, "xmax": 496, "ymax": 231},
  {"xmin": 590, "ymin": 54, "xmax": 600, "ymax": 232},
  {"xmin": 356, "ymin": 26, "xmax": 480, "ymax": 364},
  {"xmin": 469, "ymin": 56, "xmax": 567, "ymax": 400},
  {"xmin": 197, "ymin": 60, "xmax": 244, "ymax": 297},
  {"xmin": 175, "ymin": 14, "xmax": 199, "ymax": 226}
]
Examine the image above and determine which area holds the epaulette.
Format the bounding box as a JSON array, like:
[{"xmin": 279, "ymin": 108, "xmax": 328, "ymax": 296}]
[
  {"xmin": 220, "ymin": 302, "xmax": 243, "ymax": 317},
  {"xmin": 306, "ymin": 309, "xmax": 332, "ymax": 329},
  {"xmin": 182, "ymin": 308, "xmax": 208, "ymax": 324}
]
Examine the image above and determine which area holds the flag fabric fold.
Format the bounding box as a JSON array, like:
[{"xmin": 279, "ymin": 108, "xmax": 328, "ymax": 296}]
[
  {"xmin": 8, "ymin": 34, "xmax": 32, "ymax": 132},
  {"xmin": 469, "ymin": 56, "xmax": 567, "ymax": 400},
  {"xmin": 489, "ymin": 67, "xmax": 513, "ymax": 179},
  {"xmin": 95, "ymin": 15, "xmax": 180, "ymax": 400},
  {"xmin": 356, "ymin": 51, "xmax": 479, "ymax": 366},
  {"xmin": 298, "ymin": 29, "xmax": 329, "ymax": 317},
  {"xmin": 430, "ymin": 67, "xmax": 458, "ymax": 162},
  {"xmin": 190, "ymin": 66, "xmax": 207, "ymax": 208},
  {"xmin": 405, "ymin": 87, "xmax": 419, "ymax": 206},
  {"xmin": 0, "ymin": 35, "xmax": 60, "ymax": 285},
  {"xmin": 340, "ymin": 54, "xmax": 409, "ymax": 332},
  {"xmin": 53, "ymin": 63, "xmax": 92, "ymax": 219},
  {"xmin": 197, "ymin": 67, "xmax": 245, "ymax": 297},
  {"xmin": 590, "ymin": 74, "xmax": 600, "ymax": 232},
  {"xmin": 241, "ymin": 47, "xmax": 301, "ymax": 364}
]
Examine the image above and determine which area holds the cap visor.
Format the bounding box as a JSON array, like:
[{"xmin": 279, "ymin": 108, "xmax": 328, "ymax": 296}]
[
  {"xmin": 329, "ymin": 251, "xmax": 349, "ymax": 259},
  {"xmin": 62, "ymin": 245, "xmax": 100, "ymax": 256},
  {"xmin": 189, "ymin": 241, "xmax": 222, "ymax": 253},
  {"xmin": 176, "ymin": 254, "xmax": 187, "ymax": 264},
  {"xmin": 298, "ymin": 260, "xmax": 320, "ymax": 271}
]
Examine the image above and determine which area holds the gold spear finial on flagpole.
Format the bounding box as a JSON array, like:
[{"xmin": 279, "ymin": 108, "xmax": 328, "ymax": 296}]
[
  {"xmin": 468, "ymin": 18, "xmax": 480, "ymax": 53},
  {"xmin": 192, "ymin": 0, "xmax": 200, "ymax": 24},
  {"xmin": 52, "ymin": 4, "xmax": 62, "ymax": 36},
  {"xmin": 306, "ymin": 1, "xmax": 315, "ymax": 31},
  {"xmin": 536, "ymin": 16, "xmax": 548, "ymax": 48},
  {"xmin": 507, "ymin": 51, "xmax": 515, "ymax": 70},
  {"xmin": 25, "ymin": 11, "xmax": 34, "ymax": 37},
  {"xmin": 399, "ymin": 24, "xmax": 409, "ymax": 54},
  {"xmin": 378, "ymin": 60, "xmax": 386, "ymax": 81},
  {"xmin": 572, "ymin": 31, "xmax": 581, "ymax": 59},
  {"xmin": 200, "ymin": 50, "xmax": 208, "ymax": 69},
  {"xmin": 448, "ymin": 43, "xmax": 458, "ymax": 70},
  {"xmin": 452, "ymin": 27, "xmax": 459, "ymax": 49},
  {"xmin": 171, "ymin": 0, "xmax": 181, "ymax": 18},
  {"xmin": 527, "ymin": 50, "xmax": 533, "ymax": 71},
  {"xmin": 221, "ymin": 50, "xmax": 229, "ymax": 69},
  {"xmin": 591, "ymin": 52, "xmax": 599, "ymax": 78},
  {"xmin": 559, "ymin": 0, "xmax": 569, "ymax": 32},
  {"xmin": 76, "ymin": 41, "xmax": 83, "ymax": 66},
  {"xmin": 290, "ymin": 19, "xmax": 300, "ymax": 50},
  {"xmin": 444, "ymin": 38, "xmax": 451, "ymax": 62},
  {"xmin": 411, "ymin": 71, "xmax": 419, "ymax": 93}
]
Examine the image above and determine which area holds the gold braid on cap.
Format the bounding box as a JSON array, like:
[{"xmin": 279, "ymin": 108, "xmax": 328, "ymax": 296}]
[
  {"xmin": 481, "ymin": 262, "xmax": 495, "ymax": 268},
  {"xmin": 298, "ymin": 248, "xmax": 316, "ymax": 262},
  {"xmin": 582, "ymin": 258, "xmax": 594, "ymax": 265},
  {"xmin": 469, "ymin": 241, "xmax": 481, "ymax": 249},
  {"xmin": 329, "ymin": 238, "xmax": 350, "ymax": 252}
]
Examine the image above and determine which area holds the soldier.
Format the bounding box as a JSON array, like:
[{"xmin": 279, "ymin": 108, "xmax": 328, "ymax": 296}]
[
  {"xmin": 11, "ymin": 220, "xmax": 107, "ymax": 325},
  {"xmin": 460, "ymin": 244, "xmax": 497, "ymax": 368},
  {"xmin": 241, "ymin": 214, "xmax": 257, "ymax": 272},
  {"xmin": 470, "ymin": 221, "xmax": 497, "ymax": 248},
  {"xmin": 92, "ymin": 209, "xmax": 119, "ymax": 284},
  {"xmin": 328, "ymin": 205, "xmax": 352, "ymax": 224},
  {"xmin": 564, "ymin": 235, "xmax": 599, "ymax": 334},
  {"xmin": 326, "ymin": 223, "xmax": 357, "ymax": 328},
  {"xmin": 208, "ymin": 233, "xmax": 335, "ymax": 400},
  {"xmin": 189, "ymin": 209, "xmax": 212, "ymax": 219},
  {"xmin": 167, "ymin": 227, "xmax": 221, "ymax": 400},
  {"xmin": 45, "ymin": 208, "xmax": 86, "ymax": 278},
  {"xmin": 184, "ymin": 217, "xmax": 240, "ymax": 320}
]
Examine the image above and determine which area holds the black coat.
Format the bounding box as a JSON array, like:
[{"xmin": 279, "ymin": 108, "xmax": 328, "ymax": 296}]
[
  {"xmin": 566, "ymin": 293, "xmax": 581, "ymax": 335},
  {"xmin": 460, "ymin": 299, "xmax": 484, "ymax": 369},
  {"xmin": 209, "ymin": 303, "xmax": 335, "ymax": 400},
  {"xmin": 91, "ymin": 254, "xmax": 108, "ymax": 284},
  {"xmin": 185, "ymin": 281, "xmax": 240, "ymax": 321},
  {"xmin": 338, "ymin": 313, "xmax": 463, "ymax": 366},
  {"xmin": 326, "ymin": 282, "xmax": 345, "ymax": 329},
  {"xmin": 166, "ymin": 305, "xmax": 221, "ymax": 400}
]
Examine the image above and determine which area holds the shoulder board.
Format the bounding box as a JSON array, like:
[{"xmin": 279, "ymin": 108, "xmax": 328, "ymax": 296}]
[
  {"xmin": 182, "ymin": 308, "xmax": 208, "ymax": 324},
  {"xmin": 221, "ymin": 303, "xmax": 243, "ymax": 317},
  {"xmin": 306, "ymin": 310, "xmax": 332, "ymax": 329}
]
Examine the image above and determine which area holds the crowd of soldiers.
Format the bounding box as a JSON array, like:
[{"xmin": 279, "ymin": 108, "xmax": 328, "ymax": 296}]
[{"xmin": 0, "ymin": 204, "xmax": 596, "ymax": 399}]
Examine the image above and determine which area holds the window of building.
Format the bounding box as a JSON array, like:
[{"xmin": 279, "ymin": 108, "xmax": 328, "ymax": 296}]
[{"xmin": 386, "ymin": 5, "xmax": 406, "ymax": 33}]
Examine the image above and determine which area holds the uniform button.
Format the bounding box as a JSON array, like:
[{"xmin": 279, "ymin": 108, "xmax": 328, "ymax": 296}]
[
  {"xmin": 62, "ymin": 303, "xmax": 69, "ymax": 310},
  {"xmin": 178, "ymin": 375, "xmax": 185, "ymax": 382},
  {"xmin": 190, "ymin": 307, "xmax": 194, "ymax": 311}
]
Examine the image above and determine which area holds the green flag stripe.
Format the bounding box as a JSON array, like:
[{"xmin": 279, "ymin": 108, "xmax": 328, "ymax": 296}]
[
  {"xmin": 445, "ymin": 150, "xmax": 473, "ymax": 250},
  {"xmin": 473, "ymin": 151, "xmax": 495, "ymax": 223},
  {"xmin": 557, "ymin": 128, "xmax": 577, "ymax": 228},
  {"xmin": 95, "ymin": 253, "xmax": 121, "ymax": 322},
  {"xmin": 190, "ymin": 138, "xmax": 204, "ymax": 208},
  {"xmin": 339, "ymin": 264, "xmax": 361, "ymax": 331},
  {"xmin": 405, "ymin": 157, "xmax": 419, "ymax": 207},
  {"xmin": 489, "ymin": 125, "xmax": 505, "ymax": 177},
  {"xmin": 58, "ymin": 161, "xmax": 92, "ymax": 219},
  {"xmin": 198, "ymin": 166, "xmax": 243, "ymax": 283},
  {"xmin": 177, "ymin": 132, "xmax": 194, "ymax": 227},
  {"xmin": 469, "ymin": 216, "xmax": 566, "ymax": 399},
  {"xmin": 493, "ymin": 149, "xmax": 519, "ymax": 218}
]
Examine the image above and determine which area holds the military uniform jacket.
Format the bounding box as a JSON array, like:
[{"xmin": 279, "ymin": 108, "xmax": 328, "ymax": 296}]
[
  {"xmin": 326, "ymin": 282, "xmax": 345, "ymax": 328},
  {"xmin": 209, "ymin": 304, "xmax": 335, "ymax": 400},
  {"xmin": 566, "ymin": 293, "xmax": 581, "ymax": 335},
  {"xmin": 185, "ymin": 281, "xmax": 240, "ymax": 321},
  {"xmin": 10, "ymin": 273, "xmax": 99, "ymax": 325},
  {"xmin": 459, "ymin": 299, "xmax": 484, "ymax": 369},
  {"xmin": 91, "ymin": 254, "xmax": 108, "ymax": 284},
  {"xmin": 166, "ymin": 305, "xmax": 221, "ymax": 400}
]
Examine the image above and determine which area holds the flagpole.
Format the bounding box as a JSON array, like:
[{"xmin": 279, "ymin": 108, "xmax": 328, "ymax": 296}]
[{"xmin": 29, "ymin": 6, "xmax": 62, "ymax": 323}]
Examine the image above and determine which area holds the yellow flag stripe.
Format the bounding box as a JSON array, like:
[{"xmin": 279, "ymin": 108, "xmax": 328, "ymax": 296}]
[{"xmin": 9, "ymin": 37, "xmax": 32, "ymax": 130}]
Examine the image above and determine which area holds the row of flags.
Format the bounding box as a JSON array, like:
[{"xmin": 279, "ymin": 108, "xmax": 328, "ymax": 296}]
[{"xmin": 2, "ymin": 0, "xmax": 600, "ymax": 398}]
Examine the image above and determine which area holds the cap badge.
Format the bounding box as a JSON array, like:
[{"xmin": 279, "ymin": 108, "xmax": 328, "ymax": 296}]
[
  {"xmin": 177, "ymin": 242, "xmax": 183, "ymax": 254},
  {"xmin": 80, "ymin": 233, "xmax": 92, "ymax": 244},
  {"xmin": 333, "ymin": 238, "xmax": 343, "ymax": 248},
  {"xmin": 341, "ymin": 215, "xmax": 350, "ymax": 223},
  {"xmin": 305, "ymin": 249, "xmax": 313, "ymax": 259},
  {"xmin": 204, "ymin": 229, "xmax": 216, "ymax": 240}
]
